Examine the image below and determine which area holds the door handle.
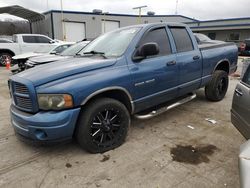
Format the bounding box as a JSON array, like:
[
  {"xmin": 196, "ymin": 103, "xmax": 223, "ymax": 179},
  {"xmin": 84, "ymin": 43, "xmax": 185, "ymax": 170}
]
[
  {"xmin": 166, "ymin": 61, "xmax": 176, "ymax": 66},
  {"xmin": 193, "ymin": 55, "xmax": 200, "ymax": 60},
  {"xmin": 235, "ymin": 89, "xmax": 243, "ymax": 96}
]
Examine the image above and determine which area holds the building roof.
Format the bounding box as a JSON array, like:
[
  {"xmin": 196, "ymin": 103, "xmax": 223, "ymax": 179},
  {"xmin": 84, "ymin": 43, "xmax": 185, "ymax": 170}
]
[
  {"xmin": 43, "ymin": 10, "xmax": 199, "ymax": 22},
  {"xmin": 187, "ymin": 17, "xmax": 250, "ymax": 31},
  {"xmin": 0, "ymin": 5, "xmax": 45, "ymax": 22}
]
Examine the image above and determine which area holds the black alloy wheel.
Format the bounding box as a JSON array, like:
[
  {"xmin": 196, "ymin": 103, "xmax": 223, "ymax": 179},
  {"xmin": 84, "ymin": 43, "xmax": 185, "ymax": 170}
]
[{"xmin": 76, "ymin": 98, "xmax": 130, "ymax": 153}]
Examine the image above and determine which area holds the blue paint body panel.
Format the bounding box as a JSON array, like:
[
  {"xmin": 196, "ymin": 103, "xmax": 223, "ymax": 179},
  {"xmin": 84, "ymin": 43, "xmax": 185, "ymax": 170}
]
[{"xmin": 9, "ymin": 23, "xmax": 238, "ymax": 142}]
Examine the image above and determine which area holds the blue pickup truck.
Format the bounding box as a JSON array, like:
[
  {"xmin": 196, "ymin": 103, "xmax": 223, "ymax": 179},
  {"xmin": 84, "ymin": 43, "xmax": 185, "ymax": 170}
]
[{"xmin": 9, "ymin": 23, "xmax": 238, "ymax": 153}]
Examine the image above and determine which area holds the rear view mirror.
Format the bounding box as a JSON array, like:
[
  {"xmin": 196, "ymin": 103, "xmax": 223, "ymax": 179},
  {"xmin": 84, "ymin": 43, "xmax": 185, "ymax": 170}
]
[{"xmin": 133, "ymin": 42, "xmax": 159, "ymax": 61}]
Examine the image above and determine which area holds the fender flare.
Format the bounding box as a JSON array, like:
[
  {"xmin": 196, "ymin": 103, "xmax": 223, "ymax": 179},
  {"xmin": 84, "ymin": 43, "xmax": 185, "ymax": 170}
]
[
  {"xmin": 80, "ymin": 86, "xmax": 135, "ymax": 113},
  {"xmin": 213, "ymin": 59, "xmax": 230, "ymax": 74}
]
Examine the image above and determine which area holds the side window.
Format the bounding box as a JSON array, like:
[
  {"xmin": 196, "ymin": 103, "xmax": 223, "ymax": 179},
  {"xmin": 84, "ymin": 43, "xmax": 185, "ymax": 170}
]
[
  {"xmin": 170, "ymin": 27, "xmax": 194, "ymax": 53},
  {"xmin": 23, "ymin": 36, "xmax": 36, "ymax": 43},
  {"xmin": 139, "ymin": 27, "xmax": 172, "ymax": 56},
  {"xmin": 242, "ymin": 66, "xmax": 250, "ymax": 86},
  {"xmin": 36, "ymin": 36, "xmax": 51, "ymax": 43}
]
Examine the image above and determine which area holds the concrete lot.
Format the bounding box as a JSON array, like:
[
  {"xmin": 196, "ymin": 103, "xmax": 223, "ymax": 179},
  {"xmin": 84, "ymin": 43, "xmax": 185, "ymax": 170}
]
[{"xmin": 0, "ymin": 59, "xmax": 246, "ymax": 188}]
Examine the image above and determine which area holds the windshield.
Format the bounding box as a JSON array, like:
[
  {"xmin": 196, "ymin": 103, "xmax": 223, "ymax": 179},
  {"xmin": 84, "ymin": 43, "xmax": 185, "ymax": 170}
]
[
  {"xmin": 35, "ymin": 45, "xmax": 57, "ymax": 53},
  {"xmin": 60, "ymin": 42, "xmax": 89, "ymax": 56},
  {"xmin": 79, "ymin": 27, "xmax": 141, "ymax": 58}
]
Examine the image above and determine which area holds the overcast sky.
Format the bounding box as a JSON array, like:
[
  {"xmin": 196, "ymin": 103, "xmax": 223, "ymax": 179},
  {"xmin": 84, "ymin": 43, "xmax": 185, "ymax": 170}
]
[{"xmin": 0, "ymin": 0, "xmax": 249, "ymax": 20}]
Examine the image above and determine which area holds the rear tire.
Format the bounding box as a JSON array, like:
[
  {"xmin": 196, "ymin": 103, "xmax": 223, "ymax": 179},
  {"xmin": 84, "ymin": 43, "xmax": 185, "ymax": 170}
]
[
  {"xmin": 205, "ymin": 70, "xmax": 229, "ymax": 101},
  {"xmin": 0, "ymin": 53, "xmax": 12, "ymax": 66},
  {"xmin": 76, "ymin": 98, "xmax": 130, "ymax": 153}
]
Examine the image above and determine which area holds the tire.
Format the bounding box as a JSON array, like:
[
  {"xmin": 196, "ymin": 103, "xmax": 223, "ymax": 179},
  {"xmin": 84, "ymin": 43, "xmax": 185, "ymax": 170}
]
[
  {"xmin": 76, "ymin": 98, "xmax": 130, "ymax": 153},
  {"xmin": 0, "ymin": 53, "xmax": 12, "ymax": 66},
  {"xmin": 205, "ymin": 70, "xmax": 229, "ymax": 101}
]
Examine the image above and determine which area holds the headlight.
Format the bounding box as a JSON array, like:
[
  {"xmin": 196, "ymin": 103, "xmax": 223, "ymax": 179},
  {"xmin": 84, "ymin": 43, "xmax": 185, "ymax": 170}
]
[{"xmin": 38, "ymin": 94, "xmax": 73, "ymax": 110}]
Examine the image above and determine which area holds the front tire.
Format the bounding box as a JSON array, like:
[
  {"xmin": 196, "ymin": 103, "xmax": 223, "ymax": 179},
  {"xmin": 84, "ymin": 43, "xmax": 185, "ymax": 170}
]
[
  {"xmin": 76, "ymin": 98, "xmax": 130, "ymax": 153},
  {"xmin": 0, "ymin": 53, "xmax": 12, "ymax": 66},
  {"xmin": 205, "ymin": 70, "xmax": 229, "ymax": 101}
]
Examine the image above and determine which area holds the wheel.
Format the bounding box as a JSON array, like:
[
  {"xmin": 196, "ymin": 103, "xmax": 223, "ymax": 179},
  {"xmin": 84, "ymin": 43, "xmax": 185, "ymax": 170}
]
[
  {"xmin": 0, "ymin": 53, "xmax": 12, "ymax": 66},
  {"xmin": 76, "ymin": 98, "xmax": 130, "ymax": 153},
  {"xmin": 205, "ymin": 70, "xmax": 229, "ymax": 101}
]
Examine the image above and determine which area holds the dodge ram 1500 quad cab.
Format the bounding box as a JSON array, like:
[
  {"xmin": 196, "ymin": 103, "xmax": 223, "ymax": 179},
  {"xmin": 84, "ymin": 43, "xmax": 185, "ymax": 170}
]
[{"xmin": 9, "ymin": 23, "xmax": 238, "ymax": 153}]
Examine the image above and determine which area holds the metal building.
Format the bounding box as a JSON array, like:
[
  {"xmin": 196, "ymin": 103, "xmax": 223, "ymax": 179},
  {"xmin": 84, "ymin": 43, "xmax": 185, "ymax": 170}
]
[
  {"xmin": 0, "ymin": 6, "xmax": 249, "ymax": 44},
  {"xmin": 189, "ymin": 17, "xmax": 250, "ymax": 43},
  {"xmin": 31, "ymin": 9, "xmax": 250, "ymax": 43},
  {"xmin": 31, "ymin": 10, "xmax": 197, "ymax": 41}
]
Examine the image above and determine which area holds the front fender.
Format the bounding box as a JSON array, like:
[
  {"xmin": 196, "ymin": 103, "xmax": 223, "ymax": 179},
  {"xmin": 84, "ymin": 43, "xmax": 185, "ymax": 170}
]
[{"xmin": 36, "ymin": 61, "xmax": 133, "ymax": 109}]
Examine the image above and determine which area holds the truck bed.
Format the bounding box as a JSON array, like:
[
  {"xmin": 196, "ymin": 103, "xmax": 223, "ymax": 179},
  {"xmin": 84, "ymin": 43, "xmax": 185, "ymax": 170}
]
[{"xmin": 198, "ymin": 42, "xmax": 236, "ymax": 50}]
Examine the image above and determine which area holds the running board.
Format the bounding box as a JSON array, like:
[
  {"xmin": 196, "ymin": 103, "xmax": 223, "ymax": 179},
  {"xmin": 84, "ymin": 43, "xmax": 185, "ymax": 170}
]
[{"xmin": 134, "ymin": 93, "xmax": 197, "ymax": 120}]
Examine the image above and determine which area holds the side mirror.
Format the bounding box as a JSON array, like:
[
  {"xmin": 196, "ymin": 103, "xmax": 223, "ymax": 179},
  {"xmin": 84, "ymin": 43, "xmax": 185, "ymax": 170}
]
[
  {"xmin": 133, "ymin": 42, "xmax": 159, "ymax": 61},
  {"xmin": 49, "ymin": 40, "xmax": 55, "ymax": 44}
]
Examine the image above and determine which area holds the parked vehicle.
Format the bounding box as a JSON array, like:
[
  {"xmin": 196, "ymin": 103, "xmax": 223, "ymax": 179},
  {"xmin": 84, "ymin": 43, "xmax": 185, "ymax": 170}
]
[
  {"xmin": 9, "ymin": 23, "xmax": 238, "ymax": 153},
  {"xmin": 239, "ymin": 140, "xmax": 250, "ymax": 188},
  {"xmin": 239, "ymin": 39, "xmax": 250, "ymax": 56},
  {"xmin": 231, "ymin": 64, "xmax": 250, "ymax": 139},
  {"xmin": 11, "ymin": 42, "xmax": 74, "ymax": 73},
  {"xmin": 194, "ymin": 33, "xmax": 224, "ymax": 44},
  {"xmin": 231, "ymin": 63, "xmax": 250, "ymax": 188},
  {"xmin": 0, "ymin": 34, "xmax": 57, "ymax": 66},
  {"xmin": 24, "ymin": 41, "xmax": 89, "ymax": 69},
  {"xmin": 0, "ymin": 38, "xmax": 13, "ymax": 43}
]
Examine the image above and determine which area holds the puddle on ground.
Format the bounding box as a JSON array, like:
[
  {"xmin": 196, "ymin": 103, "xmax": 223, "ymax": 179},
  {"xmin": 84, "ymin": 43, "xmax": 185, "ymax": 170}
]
[
  {"xmin": 170, "ymin": 144, "xmax": 218, "ymax": 165},
  {"xmin": 65, "ymin": 163, "xmax": 72, "ymax": 168}
]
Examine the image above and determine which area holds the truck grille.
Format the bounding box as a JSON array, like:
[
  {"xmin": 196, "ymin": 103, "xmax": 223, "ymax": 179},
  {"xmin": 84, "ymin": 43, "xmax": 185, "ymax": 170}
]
[
  {"xmin": 15, "ymin": 96, "xmax": 33, "ymax": 109},
  {"xmin": 13, "ymin": 82, "xmax": 29, "ymax": 95},
  {"xmin": 11, "ymin": 81, "xmax": 33, "ymax": 112}
]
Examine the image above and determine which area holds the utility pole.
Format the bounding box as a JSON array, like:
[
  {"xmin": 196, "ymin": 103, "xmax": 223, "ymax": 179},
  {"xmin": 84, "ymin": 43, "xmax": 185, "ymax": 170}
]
[
  {"xmin": 133, "ymin": 5, "xmax": 147, "ymax": 24},
  {"xmin": 175, "ymin": 0, "xmax": 178, "ymax": 15},
  {"xmin": 102, "ymin": 12, "xmax": 109, "ymax": 34},
  {"xmin": 60, "ymin": 0, "xmax": 66, "ymax": 41}
]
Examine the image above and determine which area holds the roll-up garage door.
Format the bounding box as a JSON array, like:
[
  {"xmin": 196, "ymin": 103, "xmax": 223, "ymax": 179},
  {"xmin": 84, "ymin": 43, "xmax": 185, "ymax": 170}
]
[
  {"xmin": 63, "ymin": 22, "xmax": 86, "ymax": 42},
  {"xmin": 102, "ymin": 20, "xmax": 120, "ymax": 34}
]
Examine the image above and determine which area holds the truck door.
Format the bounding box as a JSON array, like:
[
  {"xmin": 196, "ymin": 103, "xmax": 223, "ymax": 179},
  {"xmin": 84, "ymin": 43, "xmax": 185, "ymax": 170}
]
[
  {"xmin": 232, "ymin": 65, "xmax": 250, "ymax": 138},
  {"xmin": 21, "ymin": 35, "xmax": 52, "ymax": 53},
  {"xmin": 169, "ymin": 27, "xmax": 202, "ymax": 95},
  {"xmin": 128, "ymin": 26, "xmax": 178, "ymax": 111},
  {"xmin": 21, "ymin": 35, "xmax": 40, "ymax": 53}
]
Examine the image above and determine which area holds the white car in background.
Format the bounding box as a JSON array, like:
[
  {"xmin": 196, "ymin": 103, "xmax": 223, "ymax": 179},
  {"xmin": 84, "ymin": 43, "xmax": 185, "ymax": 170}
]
[
  {"xmin": 0, "ymin": 34, "xmax": 61, "ymax": 66},
  {"xmin": 11, "ymin": 42, "xmax": 74, "ymax": 73}
]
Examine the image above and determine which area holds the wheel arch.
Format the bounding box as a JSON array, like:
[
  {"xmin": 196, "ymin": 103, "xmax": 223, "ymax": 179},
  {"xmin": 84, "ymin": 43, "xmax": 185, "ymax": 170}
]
[
  {"xmin": 81, "ymin": 87, "xmax": 134, "ymax": 114},
  {"xmin": 0, "ymin": 49, "xmax": 15, "ymax": 56},
  {"xmin": 213, "ymin": 59, "xmax": 230, "ymax": 74}
]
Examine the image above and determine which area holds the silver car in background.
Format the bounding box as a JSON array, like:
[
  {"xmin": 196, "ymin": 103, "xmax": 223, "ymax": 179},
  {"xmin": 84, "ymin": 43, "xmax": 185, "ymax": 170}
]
[{"xmin": 231, "ymin": 63, "xmax": 250, "ymax": 188}]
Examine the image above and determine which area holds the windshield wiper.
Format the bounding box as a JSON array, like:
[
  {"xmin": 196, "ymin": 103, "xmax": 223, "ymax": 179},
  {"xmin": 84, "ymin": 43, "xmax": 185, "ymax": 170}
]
[{"xmin": 82, "ymin": 50, "xmax": 107, "ymax": 59}]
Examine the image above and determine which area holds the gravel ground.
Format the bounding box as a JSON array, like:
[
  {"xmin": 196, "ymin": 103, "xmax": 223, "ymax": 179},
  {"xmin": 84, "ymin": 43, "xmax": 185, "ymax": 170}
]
[{"xmin": 0, "ymin": 59, "xmax": 246, "ymax": 188}]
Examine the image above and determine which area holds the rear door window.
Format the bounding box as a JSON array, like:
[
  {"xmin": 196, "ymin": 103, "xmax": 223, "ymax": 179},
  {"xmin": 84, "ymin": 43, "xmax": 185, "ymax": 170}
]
[
  {"xmin": 170, "ymin": 27, "xmax": 194, "ymax": 53},
  {"xmin": 242, "ymin": 65, "xmax": 250, "ymax": 86},
  {"xmin": 138, "ymin": 27, "xmax": 172, "ymax": 56}
]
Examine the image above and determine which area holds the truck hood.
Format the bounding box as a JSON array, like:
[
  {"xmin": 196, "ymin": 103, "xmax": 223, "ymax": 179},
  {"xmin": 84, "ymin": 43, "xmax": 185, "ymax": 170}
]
[
  {"xmin": 12, "ymin": 52, "xmax": 42, "ymax": 60},
  {"xmin": 29, "ymin": 54, "xmax": 69, "ymax": 64},
  {"xmin": 14, "ymin": 57, "xmax": 117, "ymax": 86}
]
